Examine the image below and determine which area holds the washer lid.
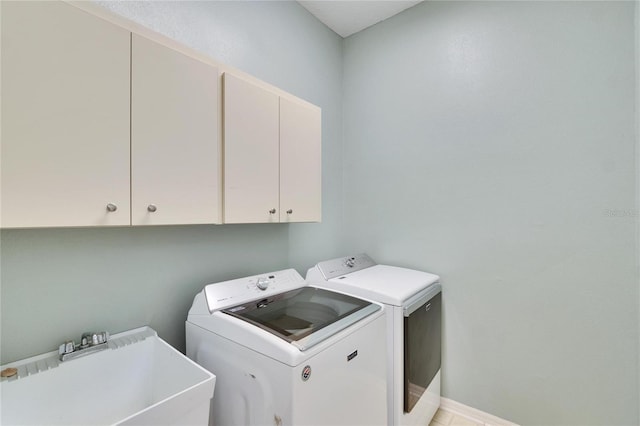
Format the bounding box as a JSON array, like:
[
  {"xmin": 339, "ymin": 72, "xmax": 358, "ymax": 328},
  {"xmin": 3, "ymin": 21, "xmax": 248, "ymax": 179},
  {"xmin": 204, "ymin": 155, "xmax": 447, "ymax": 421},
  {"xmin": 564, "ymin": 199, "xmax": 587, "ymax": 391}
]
[
  {"xmin": 326, "ymin": 265, "xmax": 440, "ymax": 306},
  {"xmin": 222, "ymin": 286, "xmax": 380, "ymax": 351}
]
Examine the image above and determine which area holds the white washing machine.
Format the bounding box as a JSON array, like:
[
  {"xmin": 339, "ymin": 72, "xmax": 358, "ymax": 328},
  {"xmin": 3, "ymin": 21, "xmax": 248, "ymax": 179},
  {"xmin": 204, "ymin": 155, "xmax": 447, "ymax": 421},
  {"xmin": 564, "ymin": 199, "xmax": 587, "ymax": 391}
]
[
  {"xmin": 307, "ymin": 254, "xmax": 442, "ymax": 426},
  {"xmin": 186, "ymin": 268, "xmax": 388, "ymax": 426}
]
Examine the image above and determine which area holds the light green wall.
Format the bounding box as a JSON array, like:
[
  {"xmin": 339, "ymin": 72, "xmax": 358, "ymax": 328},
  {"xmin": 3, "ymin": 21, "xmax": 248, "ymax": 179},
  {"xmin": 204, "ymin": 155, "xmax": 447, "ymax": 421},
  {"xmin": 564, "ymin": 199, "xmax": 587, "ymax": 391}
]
[
  {"xmin": 636, "ymin": 0, "xmax": 640, "ymax": 421},
  {"xmin": 342, "ymin": 1, "xmax": 638, "ymax": 424},
  {"xmin": 0, "ymin": 0, "xmax": 344, "ymax": 363}
]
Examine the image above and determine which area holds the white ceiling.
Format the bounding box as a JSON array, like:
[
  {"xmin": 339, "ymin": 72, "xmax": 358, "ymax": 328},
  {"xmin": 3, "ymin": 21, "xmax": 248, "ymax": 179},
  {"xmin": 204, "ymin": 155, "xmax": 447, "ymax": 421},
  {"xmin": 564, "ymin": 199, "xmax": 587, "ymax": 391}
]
[{"xmin": 297, "ymin": 1, "xmax": 423, "ymax": 38}]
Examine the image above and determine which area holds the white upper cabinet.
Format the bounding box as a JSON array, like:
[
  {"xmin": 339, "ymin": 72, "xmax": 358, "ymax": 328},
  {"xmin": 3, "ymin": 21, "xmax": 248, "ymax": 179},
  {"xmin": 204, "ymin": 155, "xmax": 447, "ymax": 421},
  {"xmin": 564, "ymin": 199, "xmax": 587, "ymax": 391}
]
[
  {"xmin": 1, "ymin": 1, "xmax": 131, "ymax": 228},
  {"xmin": 131, "ymin": 34, "xmax": 221, "ymax": 225},
  {"xmin": 1, "ymin": 1, "xmax": 319, "ymax": 228},
  {"xmin": 223, "ymin": 73, "xmax": 280, "ymax": 224},
  {"xmin": 223, "ymin": 73, "xmax": 322, "ymax": 224},
  {"xmin": 279, "ymin": 97, "xmax": 322, "ymax": 223}
]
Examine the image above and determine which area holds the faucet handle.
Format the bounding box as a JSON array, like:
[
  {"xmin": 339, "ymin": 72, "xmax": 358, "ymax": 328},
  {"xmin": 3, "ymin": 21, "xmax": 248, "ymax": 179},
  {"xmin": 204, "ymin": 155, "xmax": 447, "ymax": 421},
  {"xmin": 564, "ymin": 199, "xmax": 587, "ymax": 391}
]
[
  {"xmin": 94, "ymin": 331, "xmax": 109, "ymax": 345},
  {"xmin": 81, "ymin": 331, "xmax": 109, "ymax": 347},
  {"xmin": 58, "ymin": 340, "xmax": 75, "ymax": 356}
]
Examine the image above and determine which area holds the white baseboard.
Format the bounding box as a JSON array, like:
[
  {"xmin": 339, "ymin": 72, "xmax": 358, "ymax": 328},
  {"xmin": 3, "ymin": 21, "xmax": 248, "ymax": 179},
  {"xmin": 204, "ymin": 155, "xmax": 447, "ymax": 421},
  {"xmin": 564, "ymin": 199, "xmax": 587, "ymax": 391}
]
[{"xmin": 439, "ymin": 398, "xmax": 519, "ymax": 426}]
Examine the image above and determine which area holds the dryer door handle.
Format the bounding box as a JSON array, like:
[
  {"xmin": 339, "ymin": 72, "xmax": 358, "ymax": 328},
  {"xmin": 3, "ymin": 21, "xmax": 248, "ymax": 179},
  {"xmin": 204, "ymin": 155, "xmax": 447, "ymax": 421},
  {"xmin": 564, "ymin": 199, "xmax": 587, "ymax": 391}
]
[{"xmin": 403, "ymin": 283, "xmax": 442, "ymax": 317}]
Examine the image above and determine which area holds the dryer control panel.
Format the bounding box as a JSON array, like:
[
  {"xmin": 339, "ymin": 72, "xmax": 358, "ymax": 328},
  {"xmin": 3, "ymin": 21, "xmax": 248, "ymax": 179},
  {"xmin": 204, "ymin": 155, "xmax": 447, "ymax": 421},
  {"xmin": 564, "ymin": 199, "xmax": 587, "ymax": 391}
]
[
  {"xmin": 203, "ymin": 269, "xmax": 305, "ymax": 312},
  {"xmin": 315, "ymin": 253, "xmax": 377, "ymax": 280}
]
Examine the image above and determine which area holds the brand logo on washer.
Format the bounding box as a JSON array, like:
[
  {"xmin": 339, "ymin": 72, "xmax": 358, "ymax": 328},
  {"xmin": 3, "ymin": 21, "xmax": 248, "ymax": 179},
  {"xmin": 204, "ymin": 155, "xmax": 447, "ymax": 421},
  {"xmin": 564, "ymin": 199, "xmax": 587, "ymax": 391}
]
[{"xmin": 301, "ymin": 365, "xmax": 312, "ymax": 381}]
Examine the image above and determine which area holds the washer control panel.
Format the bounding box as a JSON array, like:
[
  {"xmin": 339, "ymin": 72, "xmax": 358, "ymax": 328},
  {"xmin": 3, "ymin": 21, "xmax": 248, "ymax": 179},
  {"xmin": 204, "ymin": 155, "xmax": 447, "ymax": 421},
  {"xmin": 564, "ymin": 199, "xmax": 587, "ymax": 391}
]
[
  {"xmin": 316, "ymin": 253, "xmax": 377, "ymax": 280},
  {"xmin": 204, "ymin": 269, "xmax": 305, "ymax": 312}
]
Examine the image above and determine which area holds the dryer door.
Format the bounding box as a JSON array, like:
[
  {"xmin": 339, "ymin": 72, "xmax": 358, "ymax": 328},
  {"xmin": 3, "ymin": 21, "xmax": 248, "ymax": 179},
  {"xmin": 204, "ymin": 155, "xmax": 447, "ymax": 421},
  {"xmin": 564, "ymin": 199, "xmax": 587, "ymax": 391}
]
[{"xmin": 403, "ymin": 290, "xmax": 442, "ymax": 413}]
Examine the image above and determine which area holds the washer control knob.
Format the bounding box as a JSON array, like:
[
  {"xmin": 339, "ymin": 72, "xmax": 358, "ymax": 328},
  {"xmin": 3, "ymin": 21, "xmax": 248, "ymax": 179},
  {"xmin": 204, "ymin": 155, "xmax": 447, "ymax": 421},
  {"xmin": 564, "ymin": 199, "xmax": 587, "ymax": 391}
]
[
  {"xmin": 345, "ymin": 257, "xmax": 356, "ymax": 268},
  {"xmin": 256, "ymin": 277, "xmax": 270, "ymax": 291}
]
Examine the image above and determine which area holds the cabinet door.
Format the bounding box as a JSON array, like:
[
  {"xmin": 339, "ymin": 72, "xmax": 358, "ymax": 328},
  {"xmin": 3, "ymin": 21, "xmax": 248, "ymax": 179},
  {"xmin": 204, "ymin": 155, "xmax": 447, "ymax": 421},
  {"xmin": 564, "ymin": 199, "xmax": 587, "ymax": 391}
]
[
  {"xmin": 131, "ymin": 34, "xmax": 220, "ymax": 225},
  {"xmin": 223, "ymin": 73, "xmax": 279, "ymax": 223},
  {"xmin": 1, "ymin": 1, "xmax": 131, "ymax": 228},
  {"xmin": 280, "ymin": 98, "xmax": 322, "ymax": 222}
]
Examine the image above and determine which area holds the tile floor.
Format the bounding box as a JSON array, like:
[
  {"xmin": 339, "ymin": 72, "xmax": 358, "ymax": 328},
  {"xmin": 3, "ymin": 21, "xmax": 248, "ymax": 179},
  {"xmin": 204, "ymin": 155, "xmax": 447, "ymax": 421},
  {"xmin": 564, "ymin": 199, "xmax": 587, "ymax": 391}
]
[{"xmin": 429, "ymin": 409, "xmax": 483, "ymax": 426}]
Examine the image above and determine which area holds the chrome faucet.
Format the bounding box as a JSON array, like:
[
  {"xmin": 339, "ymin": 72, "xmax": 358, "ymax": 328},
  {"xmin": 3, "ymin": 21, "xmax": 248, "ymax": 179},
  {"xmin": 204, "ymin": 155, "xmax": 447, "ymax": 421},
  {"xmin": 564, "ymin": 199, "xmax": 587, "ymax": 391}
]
[{"xmin": 58, "ymin": 331, "xmax": 109, "ymax": 361}]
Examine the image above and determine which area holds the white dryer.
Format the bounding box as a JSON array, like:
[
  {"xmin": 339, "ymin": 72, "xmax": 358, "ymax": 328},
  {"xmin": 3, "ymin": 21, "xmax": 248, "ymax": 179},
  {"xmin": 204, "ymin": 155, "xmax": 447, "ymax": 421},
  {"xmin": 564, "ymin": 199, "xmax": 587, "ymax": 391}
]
[
  {"xmin": 307, "ymin": 254, "xmax": 441, "ymax": 426},
  {"xmin": 186, "ymin": 268, "xmax": 387, "ymax": 426}
]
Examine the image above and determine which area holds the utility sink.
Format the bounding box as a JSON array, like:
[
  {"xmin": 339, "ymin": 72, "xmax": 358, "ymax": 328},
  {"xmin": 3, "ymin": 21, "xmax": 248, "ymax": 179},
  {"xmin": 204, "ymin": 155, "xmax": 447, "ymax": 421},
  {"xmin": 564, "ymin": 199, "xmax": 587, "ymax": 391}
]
[{"xmin": 0, "ymin": 327, "xmax": 216, "ymax": 426}]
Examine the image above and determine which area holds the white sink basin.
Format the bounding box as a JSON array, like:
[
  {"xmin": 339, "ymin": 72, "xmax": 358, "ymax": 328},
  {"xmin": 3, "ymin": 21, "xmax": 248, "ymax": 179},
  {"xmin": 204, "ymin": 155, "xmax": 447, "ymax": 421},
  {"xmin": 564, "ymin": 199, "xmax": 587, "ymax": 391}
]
[{"xmin": 1, "ymin": 327, "xmax": 215, "ymax": 426}]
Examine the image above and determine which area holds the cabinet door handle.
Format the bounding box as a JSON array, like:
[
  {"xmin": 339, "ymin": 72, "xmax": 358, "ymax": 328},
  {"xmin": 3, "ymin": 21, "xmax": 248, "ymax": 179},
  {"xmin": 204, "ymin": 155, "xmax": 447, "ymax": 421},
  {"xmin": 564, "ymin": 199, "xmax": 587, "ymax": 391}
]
[
  {"xmin": 286, "ymin": 209, "xmax": 293, "ymax": 214},
  {"xmin": 269, "ymin": 209, "xmax": 276, "ymax": 214},
  {"xmin": 147, "ymin": 204, "xmax": 157, "ymax": 213},
  {"xmin": 106, "ymin": 203, "xmax": 118, "ymax": 212}
]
